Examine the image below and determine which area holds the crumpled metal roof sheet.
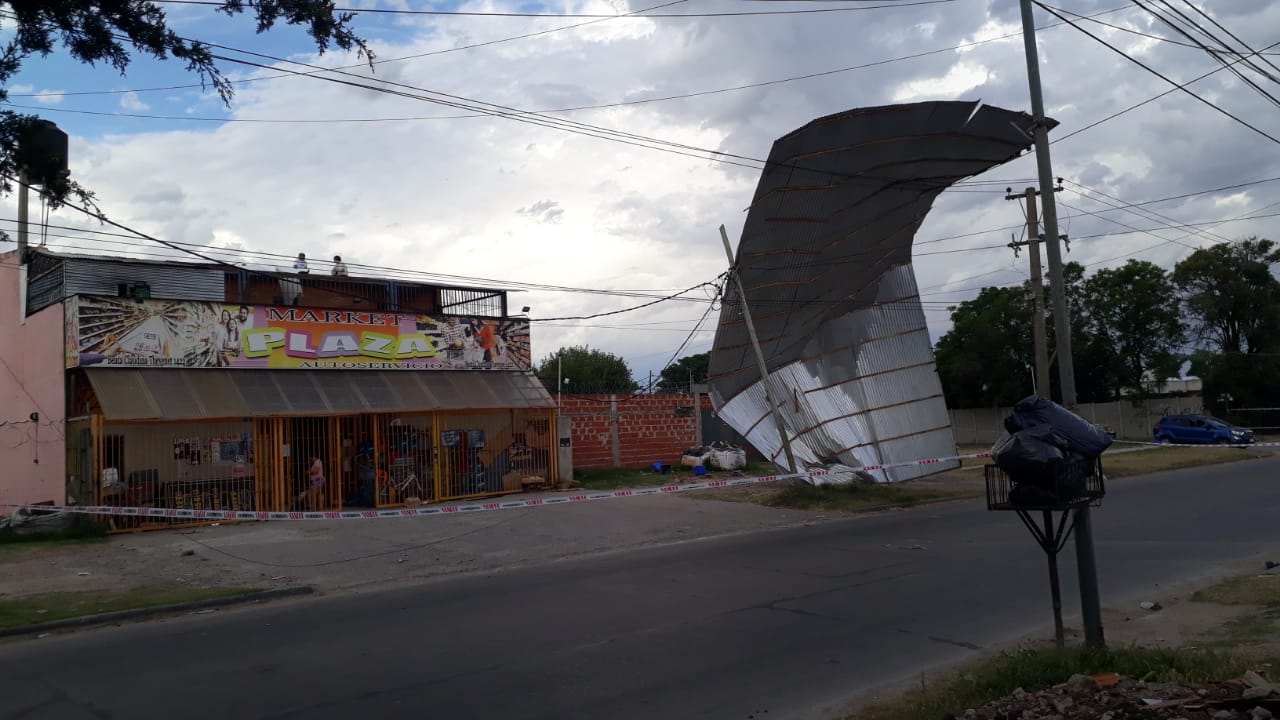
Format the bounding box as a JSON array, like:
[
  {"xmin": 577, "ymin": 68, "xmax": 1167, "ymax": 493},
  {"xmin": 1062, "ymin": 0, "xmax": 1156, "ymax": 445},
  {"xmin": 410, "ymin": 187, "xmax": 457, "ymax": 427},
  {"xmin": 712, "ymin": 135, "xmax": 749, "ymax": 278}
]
[{"xmin": 708, "ymin": 101, "xmax": 1043, "ymax": 483}]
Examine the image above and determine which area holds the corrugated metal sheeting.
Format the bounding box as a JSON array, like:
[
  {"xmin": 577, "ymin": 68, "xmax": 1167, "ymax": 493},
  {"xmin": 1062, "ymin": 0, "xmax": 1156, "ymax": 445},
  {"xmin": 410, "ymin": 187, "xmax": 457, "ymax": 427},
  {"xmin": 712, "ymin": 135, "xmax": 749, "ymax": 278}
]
[
  {"xmin": 86, "ymin": 369, "xmax": 555, "ymax": 420},
  {"xmin": 708, "ymin": 101, "xmax": 1043, "ymax": 483},
  {"xmin": 63, "ymin": 255, "xmax": 225, "ymax": 302}
]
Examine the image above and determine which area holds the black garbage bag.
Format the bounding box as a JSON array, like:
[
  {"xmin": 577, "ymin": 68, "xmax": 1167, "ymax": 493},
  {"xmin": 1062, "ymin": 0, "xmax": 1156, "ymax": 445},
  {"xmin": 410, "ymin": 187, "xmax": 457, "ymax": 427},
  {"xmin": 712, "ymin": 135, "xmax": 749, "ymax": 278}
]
[
  {"xmin": 992, "ymin": 424, "xmax": 1071, "ymax": 484},
  {"xmin": 1005, "ymin": 395, "xmax": 1113, "ymax": 459}
]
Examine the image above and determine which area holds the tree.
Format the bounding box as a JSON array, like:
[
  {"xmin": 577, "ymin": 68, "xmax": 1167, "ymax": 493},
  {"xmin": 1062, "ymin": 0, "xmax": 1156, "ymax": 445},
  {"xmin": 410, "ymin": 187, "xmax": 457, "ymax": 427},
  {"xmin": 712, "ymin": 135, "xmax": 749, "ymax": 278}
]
[
  {"xmin": 1171, "ymin": 237, "xmax": 1280, "ymax": 354},
  {"xmin": 1, "ymin": 0, "xmax": 369, "ymax": 212},
  {"xmin": 1047, "ymin": 261, "xmax": 1115, "ymax": 403},
  {"xmin": 536, "ymin": 345, "xmax": 638, "ymax": 394},
  {"xmin": 933, "ymin": 286, "xmax": 1035, "ymax": 407},
  {"xmin": 1079, "ymin": 260, "xmax": 1185, "ymax": 397},
  {"xmin": 656, "ymin": 352, "xmax": 709, "ymax": 392}
]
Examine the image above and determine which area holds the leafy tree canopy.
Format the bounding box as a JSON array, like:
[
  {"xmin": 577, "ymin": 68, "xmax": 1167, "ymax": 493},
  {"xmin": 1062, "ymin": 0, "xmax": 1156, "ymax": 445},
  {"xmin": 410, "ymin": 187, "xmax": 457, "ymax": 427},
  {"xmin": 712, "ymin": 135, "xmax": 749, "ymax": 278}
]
[
  {"xmin": 1171, "ymin": 237, "xmax": 1280, "ymax": 354},
  {"xmin": 536, "ymin": 345, "xmax": 638, "ymax": 394},
  {"xmin": 657, "ymin": 352, "xmax": 709, "ymax": 392},
  {"xmin": 1079, "ymin": 259, "xmax": 1184, "ymax": 397}
]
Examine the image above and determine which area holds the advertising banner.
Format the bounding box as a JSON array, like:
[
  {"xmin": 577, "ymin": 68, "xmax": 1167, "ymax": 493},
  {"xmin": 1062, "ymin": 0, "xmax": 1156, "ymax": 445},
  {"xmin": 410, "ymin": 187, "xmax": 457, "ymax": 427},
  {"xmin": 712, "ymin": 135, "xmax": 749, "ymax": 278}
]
[{"xmin": 67, "ymin": 296, "xmax": 532, "ymax": 371}]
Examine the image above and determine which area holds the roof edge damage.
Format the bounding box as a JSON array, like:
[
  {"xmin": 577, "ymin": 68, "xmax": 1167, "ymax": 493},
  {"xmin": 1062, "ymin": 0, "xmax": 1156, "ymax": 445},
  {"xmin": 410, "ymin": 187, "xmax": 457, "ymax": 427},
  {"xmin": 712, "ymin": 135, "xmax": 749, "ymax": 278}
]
[{"xmin": 708, "ymin": 101, "xmax": 1043, "ymax": 484}]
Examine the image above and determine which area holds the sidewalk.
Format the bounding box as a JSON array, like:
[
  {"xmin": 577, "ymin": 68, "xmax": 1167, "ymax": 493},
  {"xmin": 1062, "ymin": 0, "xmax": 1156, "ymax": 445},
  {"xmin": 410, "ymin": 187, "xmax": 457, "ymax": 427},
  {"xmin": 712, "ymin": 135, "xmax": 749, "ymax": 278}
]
[{"xmin": 1, "ymin": 492, "xmax": 828, "ymax": 600}]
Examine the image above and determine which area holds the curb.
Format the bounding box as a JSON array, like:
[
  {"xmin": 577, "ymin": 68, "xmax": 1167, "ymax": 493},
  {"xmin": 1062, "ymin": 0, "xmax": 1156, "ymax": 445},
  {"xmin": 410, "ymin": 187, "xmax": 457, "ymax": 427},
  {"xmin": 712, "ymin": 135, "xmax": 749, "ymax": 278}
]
[{"xmin": 0, "ymin": 585, "xmax": 317, "ymax": 639}]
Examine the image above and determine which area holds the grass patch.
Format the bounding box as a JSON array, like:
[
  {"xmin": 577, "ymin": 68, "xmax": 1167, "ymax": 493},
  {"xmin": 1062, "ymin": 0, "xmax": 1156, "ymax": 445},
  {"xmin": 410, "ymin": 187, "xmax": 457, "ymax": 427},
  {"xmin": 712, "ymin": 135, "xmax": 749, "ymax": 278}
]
[
  {"xmin": 574, "ymin": 461, "xmax": 779, "ymax": 490},
  {"xmin": 850, "ymin": 645, "xmax": 1258, "ymax": 720},
  {"xmin": 767, "ymin": 481, "xmax": 978, "ymax": 512},
  {"xmin": 1202, "ymin": 612, "xmax": 1280, "ymax": 649},
  {"xmin": 1101, "ymin": 446, "xmax": 1271, "ymax": 478},
  {"xmin": 0, "ymin": 517, "xmax": 107, "ymax": 549},
  {"xmin": 0, "ymin": 586, "xmax": 264, "ymax": 629},
  {"xmin": 1192, "ymin": 574, "xmax": 1280, "ymax": 650},
  {"xmin": 1192, "ymin": 574, "xmax": 1280, "ymax": 607}
]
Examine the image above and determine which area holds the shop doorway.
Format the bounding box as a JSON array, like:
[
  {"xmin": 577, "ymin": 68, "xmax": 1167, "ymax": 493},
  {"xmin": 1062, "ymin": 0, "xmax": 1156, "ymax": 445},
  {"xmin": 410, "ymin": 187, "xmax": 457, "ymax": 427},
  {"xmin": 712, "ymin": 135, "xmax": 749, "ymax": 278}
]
[{"xmin": 288, "ymin": 417, "xmax": 334, "ymax": 511}]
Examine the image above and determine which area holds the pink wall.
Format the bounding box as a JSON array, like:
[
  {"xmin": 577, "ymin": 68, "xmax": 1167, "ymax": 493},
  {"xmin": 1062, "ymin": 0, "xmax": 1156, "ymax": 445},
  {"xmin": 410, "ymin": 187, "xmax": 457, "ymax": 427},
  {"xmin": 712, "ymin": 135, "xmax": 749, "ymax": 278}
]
[{"xmin": 0, "ymin": 251, "xmax": 67, "ymax": 511}]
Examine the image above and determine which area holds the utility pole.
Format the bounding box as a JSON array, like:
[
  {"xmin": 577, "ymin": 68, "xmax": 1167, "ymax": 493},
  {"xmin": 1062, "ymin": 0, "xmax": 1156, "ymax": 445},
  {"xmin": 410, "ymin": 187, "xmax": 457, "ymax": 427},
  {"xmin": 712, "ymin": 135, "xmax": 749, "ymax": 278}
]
[
  {"xmin": 719, "ymin": 224, "xmax": 798, "ymax": 474},
  {"xmin": 1006, "ymin": 187, "xmax": 1051, "ymax": 399},
  {"xmin": 16, "ymin": 169, "xmax": 29, "ymax": 259},
  {"xmin": 1019, "ymin": 0, "xmax": 1104, "ymax": 650}
]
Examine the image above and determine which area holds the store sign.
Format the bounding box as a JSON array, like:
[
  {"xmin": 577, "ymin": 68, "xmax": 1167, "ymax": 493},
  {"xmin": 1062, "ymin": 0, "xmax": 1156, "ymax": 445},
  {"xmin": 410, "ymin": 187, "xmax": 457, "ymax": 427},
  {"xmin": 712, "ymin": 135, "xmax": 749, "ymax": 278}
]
[{"xmin": 66, "ymin": 296, "xmax": 532, "ymax": 371}]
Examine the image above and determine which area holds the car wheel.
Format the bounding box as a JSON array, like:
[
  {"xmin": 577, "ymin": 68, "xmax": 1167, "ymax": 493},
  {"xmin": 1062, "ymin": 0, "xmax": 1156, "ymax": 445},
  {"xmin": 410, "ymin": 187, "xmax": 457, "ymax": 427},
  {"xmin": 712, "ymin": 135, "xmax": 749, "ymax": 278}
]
[{"xmin": 1158, "ymin": 436, "xmax": 1173, "ymax": 445}]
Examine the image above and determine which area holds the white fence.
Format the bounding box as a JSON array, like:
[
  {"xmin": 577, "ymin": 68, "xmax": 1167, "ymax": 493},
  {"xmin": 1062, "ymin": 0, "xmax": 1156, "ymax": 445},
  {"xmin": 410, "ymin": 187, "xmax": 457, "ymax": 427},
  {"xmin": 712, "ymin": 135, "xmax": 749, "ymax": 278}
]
[{"xmin": 949, "ymin": 396, "xmax": 1205, "ymax": 445}]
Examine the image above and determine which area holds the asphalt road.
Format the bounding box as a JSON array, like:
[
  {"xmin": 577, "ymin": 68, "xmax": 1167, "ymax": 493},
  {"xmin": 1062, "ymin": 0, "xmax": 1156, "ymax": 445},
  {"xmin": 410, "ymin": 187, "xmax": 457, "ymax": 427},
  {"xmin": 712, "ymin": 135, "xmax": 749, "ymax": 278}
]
[{"xmin": 4, "ymin": 456, "xmax": 1279, "ymax": 720}]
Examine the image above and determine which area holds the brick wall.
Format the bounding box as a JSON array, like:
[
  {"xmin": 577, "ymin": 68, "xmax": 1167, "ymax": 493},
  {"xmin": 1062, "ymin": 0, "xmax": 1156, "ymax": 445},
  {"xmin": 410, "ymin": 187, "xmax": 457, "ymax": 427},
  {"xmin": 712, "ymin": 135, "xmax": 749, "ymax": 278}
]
[{"xmin": 560, "ymin": 393, "xmax": 700, "ymax": 469}]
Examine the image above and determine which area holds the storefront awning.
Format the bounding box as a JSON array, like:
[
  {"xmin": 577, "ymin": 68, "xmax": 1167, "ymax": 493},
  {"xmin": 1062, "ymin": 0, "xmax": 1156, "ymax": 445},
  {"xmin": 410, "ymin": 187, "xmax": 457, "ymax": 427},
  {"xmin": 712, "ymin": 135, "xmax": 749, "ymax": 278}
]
[{"xmin": 84, "ymin": 369, "xmax": 555, "ymax": 421}]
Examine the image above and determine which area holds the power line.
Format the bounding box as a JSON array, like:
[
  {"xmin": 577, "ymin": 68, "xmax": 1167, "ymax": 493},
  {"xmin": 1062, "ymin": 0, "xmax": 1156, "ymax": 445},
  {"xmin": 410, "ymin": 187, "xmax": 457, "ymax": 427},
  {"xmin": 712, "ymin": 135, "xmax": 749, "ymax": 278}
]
[
  {"xmin": 4, "ymin": 0, "xmax": 692, "ymax": 100},
  {"xmin": 1177, "ymin": 0, "xmax": 1280, "ymax": 79},
  {"xmin": 7, "ymin": 6, "xmax": 1130, "ymax": 129},
  {"xmin": 1060, "ymin": 180, "xmax": 1232, "ymax": 246},
  {"xmin": 1042, "ymin": 3, "xmax": 1280, "ymax": 56},
  {"xmin": 190, "ymin": 42, "xmax": 1032, "ymax": 195},
  {"xmin": 1133, "ymin": 0, "xmax": 1280, "ymax": 110},
  {"xmin": 0, "ymin": 218, "xmax": 720, "ymax": 303},
  {"xmin": 145, "ymin": 0, "xmax": 959, "ymax": 18},
  {"xmin": 1032, "ymin": 1, "xmax": 1280, "ymax": 146},
  {"xmin": 4, "ymin": 176, "xmax": 728, "ymax": 322}
]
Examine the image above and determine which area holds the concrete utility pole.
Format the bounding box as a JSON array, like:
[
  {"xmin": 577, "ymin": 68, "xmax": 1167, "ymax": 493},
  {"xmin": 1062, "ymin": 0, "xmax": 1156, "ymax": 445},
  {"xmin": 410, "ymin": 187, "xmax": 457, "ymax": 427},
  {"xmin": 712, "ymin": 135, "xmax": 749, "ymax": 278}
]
[
  {"xmin": 719, "ymin": 224, "xmax": 797, "ymax": 474},
  {"xmin": 1007, "ymin": 187, "xmax": 1051, "ymax": 399},
  {"xmin": 17, "ymin": 169, "xmax": 29, "ymax": 257},
  {"xmin": 1018, "ymin": 0, "xmax": 1104, "ymax": 650}
]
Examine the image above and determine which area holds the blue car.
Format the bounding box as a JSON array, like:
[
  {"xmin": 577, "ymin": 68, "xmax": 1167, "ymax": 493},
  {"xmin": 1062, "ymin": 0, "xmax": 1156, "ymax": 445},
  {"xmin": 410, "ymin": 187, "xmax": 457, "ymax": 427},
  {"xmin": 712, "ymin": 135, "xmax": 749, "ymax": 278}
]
[{"xmin": 1152, "ymin": 414, "xmax": 1256, "ymax": 445}]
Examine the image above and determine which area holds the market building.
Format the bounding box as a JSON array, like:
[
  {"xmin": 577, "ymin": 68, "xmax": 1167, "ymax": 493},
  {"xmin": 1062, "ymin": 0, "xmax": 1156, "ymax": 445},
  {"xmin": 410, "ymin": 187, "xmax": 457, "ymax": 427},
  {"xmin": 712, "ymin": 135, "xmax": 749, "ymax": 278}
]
[{"xmin": 0, "ymin": 247, "xmax": 560, "ymax": 530}]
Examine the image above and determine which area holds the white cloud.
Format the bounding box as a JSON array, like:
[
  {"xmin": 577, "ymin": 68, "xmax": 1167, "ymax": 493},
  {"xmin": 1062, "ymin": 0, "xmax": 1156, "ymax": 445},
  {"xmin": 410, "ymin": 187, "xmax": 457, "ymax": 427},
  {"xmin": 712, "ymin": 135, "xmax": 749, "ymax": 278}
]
[
  {"xmin": 18, "ymin": 0, "xmax": 1280, "ymax": 379},
  {"xmin": 891, "ymin": 61, "xmax": 994, "ymax": 103},
  {"xmin": 119, "ymin": 91, "xmax": 150, "ymax": 112},
  {"xmin": 8, "ymin": 83, "xmax": 65, "ymax": 105}
]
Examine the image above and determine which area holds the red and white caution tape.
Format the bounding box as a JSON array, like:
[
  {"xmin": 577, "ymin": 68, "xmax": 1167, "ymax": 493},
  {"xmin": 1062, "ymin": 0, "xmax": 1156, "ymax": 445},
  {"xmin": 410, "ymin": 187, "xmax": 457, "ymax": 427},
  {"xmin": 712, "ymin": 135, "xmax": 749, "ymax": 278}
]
[{"xmin": 1, "ymin": 451, "xmax": 994, "ymax": 522}]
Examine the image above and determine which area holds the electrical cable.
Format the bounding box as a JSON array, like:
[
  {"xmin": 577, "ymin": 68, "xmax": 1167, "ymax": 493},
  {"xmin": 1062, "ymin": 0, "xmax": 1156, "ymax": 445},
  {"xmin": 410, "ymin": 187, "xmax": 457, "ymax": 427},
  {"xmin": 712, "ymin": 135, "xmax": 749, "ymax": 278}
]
[
  {"xmin": 1061, "ymin": 180, "xmax": 1231, "ymax": 245},
  {"xmin": 146, "ymin": 0, "xmax": 959, "ymax": 18},
  {"xmin": 1177, "ymin": 0, "xmax": 1280, "ymax": 79},
  {"xmin": 0, "ymin": 218, "xmax": 722, "ymax": 303},
  {"xmin": 4, "ymin": 0, "xmax": 690, "ymax": 101},
  {"xmin": 1134, "ymin": 0, "xmax": 1280, "ymax": 110},
  {"xmin": 4, "ymin": 175, "xmax": 726, "ymax": 322},
  {"xmin": 1041, "ymin": 3, "xmax": 1280, "ymax": 56},
  {"xmin": 4, "ymin": 7, "xmax": 1130, "ymax": 121},
  {"xmin": 1032, "ymin": 0, "xmax": 1280, "ymax": 146}
]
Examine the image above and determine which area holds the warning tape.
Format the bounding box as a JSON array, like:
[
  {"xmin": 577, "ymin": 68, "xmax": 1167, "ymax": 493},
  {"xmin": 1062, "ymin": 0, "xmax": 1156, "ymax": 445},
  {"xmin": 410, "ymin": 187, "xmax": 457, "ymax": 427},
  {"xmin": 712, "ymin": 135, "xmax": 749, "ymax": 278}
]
[{"xmin": 2, "ymin": 451, "xmax": 994, "ymax": 521}]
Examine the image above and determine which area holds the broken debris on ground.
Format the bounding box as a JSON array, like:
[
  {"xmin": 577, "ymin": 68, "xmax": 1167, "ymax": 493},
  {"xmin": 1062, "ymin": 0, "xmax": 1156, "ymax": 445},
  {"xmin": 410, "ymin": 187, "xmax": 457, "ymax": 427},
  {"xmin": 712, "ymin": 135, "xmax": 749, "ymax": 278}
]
[{"xmin": 949, "ymin": 670, "xmax": 1280, "ymax": 720}]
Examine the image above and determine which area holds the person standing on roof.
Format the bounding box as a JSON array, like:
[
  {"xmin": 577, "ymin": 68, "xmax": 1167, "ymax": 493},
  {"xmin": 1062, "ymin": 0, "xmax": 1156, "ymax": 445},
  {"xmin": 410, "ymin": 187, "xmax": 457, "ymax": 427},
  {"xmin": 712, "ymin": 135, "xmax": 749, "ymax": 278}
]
[
  {"xmin": 332, "ymin": 255, "xmax": 349, "ymax": 277},
  {"xmin": 293, "ymin": 253, "xmax": 309, "ymax": 274}
]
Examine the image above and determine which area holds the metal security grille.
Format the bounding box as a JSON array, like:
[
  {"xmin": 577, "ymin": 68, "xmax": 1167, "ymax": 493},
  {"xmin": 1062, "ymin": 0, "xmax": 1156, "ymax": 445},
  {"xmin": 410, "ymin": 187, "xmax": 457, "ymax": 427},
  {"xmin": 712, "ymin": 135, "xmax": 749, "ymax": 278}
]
[{"xmin": 97, "ymin": 419, "xmax": 256, "ymax": 531}]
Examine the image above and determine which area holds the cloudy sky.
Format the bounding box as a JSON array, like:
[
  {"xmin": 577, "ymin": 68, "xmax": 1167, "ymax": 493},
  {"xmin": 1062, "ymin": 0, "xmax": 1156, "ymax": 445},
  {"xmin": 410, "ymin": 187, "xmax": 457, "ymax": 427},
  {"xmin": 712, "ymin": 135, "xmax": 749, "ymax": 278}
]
[{"xmin": 3, "ymin": 0, "xmax": 1279, "ymax": 384}]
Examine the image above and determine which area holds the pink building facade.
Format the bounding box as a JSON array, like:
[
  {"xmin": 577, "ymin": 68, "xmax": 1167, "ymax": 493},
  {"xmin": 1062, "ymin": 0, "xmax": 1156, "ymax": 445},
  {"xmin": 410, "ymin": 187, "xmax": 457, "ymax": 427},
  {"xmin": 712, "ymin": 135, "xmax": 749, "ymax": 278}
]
[{"xmin": 0, "ymin": 250, "xmax": 68, "ymax": 510}]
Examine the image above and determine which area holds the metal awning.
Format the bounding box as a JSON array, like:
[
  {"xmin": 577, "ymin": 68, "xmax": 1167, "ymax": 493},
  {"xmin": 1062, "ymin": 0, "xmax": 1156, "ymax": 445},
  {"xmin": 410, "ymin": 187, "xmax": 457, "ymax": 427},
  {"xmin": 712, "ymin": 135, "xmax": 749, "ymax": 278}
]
[{"xmin": 85, "ymin": 369, "xmax": 555, "ymax": 421}]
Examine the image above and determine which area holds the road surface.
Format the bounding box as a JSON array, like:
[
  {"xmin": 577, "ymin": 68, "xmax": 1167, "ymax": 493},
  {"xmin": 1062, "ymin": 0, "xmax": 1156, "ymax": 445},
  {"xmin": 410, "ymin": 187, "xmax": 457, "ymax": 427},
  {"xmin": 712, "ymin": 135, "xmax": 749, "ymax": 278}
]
[{"xmin": 3, "ymin": 456, "xmax": 1278, "ymax": 720}]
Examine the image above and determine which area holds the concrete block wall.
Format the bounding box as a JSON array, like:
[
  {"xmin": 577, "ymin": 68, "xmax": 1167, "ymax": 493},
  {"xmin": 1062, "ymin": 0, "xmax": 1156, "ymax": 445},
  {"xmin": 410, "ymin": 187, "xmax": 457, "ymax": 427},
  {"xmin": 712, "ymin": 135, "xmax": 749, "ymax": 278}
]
[{"xmin": 560, "ymin": 393, "xmax": 701, "ymax": 469}]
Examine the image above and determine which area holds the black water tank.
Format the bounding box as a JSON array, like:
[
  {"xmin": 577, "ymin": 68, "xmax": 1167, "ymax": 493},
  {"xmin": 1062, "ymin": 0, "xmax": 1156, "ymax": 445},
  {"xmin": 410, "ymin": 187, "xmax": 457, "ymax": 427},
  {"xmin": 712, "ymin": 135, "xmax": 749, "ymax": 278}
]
[{"xmin": 17, "ymin": 119, "xmax": 69, "ymax": 186}]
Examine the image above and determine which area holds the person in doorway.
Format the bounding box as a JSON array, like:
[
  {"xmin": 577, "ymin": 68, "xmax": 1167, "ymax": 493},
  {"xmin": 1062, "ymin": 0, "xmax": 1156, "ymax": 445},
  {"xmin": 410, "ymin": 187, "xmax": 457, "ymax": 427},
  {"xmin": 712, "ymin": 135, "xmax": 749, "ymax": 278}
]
[
  {"xmin": 295, "ymin": 456, "xmax": 326, "ymax": 511},
  {"xmin": 331, "ymin": 255, "xmax": 349, "ymax": 277},
  {"xmin": 293, "ymin": 253, "xmax": 310, "ymax": 274}
]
